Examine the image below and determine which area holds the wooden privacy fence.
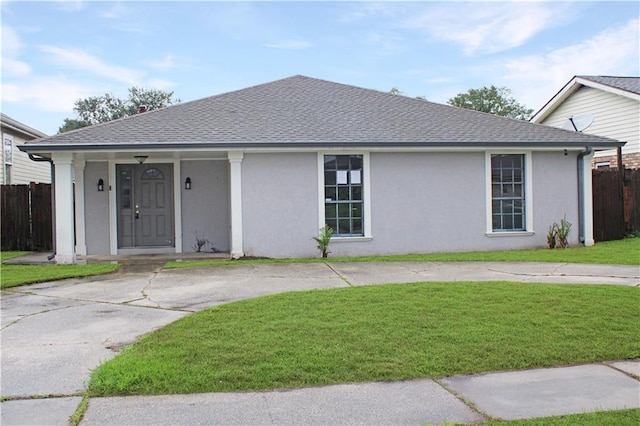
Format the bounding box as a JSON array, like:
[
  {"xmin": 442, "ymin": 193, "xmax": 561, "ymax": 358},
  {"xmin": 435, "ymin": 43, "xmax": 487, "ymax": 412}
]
[
  {"xmin": 1, "ymin": 183, "xmax": 53, "ymax": 251},
  {"xmin": 592, "ymin": 169, "xmax": 640, "ymax": 242}
]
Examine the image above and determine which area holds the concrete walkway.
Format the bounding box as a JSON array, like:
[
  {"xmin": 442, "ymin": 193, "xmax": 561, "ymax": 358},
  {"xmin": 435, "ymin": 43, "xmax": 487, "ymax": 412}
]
[{"xmin": 1, "ymin": 258, "xmax": 639, "ymax": 425}]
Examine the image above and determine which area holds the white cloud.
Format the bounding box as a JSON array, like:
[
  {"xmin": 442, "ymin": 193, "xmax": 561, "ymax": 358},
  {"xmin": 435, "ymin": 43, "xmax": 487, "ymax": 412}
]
[
  {"xmin": 1, "ymin": 25, "xmax": 22, "ymax": 54},
  {"xmin": 405, "ymin": 2, "xmax": 571, "ymax": 55},
  {"xmin": 100, "ymin": 3, "xmax": 130, "ymax": 19},
  {"xmin": 1, "ymin": 77, "xmax": 90, "ymax": 112},
  {"xmin": 500, "ymin": 18, "xmax": 640, "ymax": 111},
  {"xmin": 53, "ymin": 0, "xmax": 86, "ymax": 13},
  {"xmin": 362, "ymin": 31, "xmax": 405, "ymax": 55},
  {"xmin": 338, "ymin": 2, "xmax": 403, "ymax": 23},
  {"xmin": 97, "ymin": 3, "xmax": 150, "ymax": 35},
  {"xmin": 1, "ymin": 26, "xmax": 30, "ymax": 77},
  {"xmin": 38, "ymin": 45, "xmax": 144, "ymax": 86},
  {"xmin": 148, "ymin": 54, "xmax": 177, "ymax": 71},
  {"xmin": 2, "ymin": 58, "xmax": 31, "ymax": 77},
  {"xmin": 264, "ymin": 40, "xmax": 313, "ymax": 50}
]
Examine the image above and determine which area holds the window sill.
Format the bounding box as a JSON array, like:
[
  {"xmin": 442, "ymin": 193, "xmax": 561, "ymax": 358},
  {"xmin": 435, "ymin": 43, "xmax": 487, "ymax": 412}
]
[
  {"xmin": 331, "ymin": 236, "xmax": 373, "ymax": 243},
  {"xmin": 485, "ymin": 231, "xmax": 535, "ymax": 237}
]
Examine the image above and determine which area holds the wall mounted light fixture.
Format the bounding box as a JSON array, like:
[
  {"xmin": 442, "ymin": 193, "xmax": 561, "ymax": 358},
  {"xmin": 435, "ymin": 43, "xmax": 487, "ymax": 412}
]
[
  {"xmin": 134, "ymin": 155, "xmax": 148, "ymax": 164},
  {"xmin": 185, "ymin": 177, "xmax": 192, "ymax": 190},
  {"xmin": 97, "ymin": 178, "xmax": 105, "ymax": 192}
]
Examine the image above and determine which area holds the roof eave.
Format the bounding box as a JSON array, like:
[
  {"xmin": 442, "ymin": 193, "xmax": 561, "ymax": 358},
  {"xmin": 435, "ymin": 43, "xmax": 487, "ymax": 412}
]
[
  {"xmin": 1, "ymin": 113, "xmax": 48, "ymax": 140},
  {"xmin": 530, "ymin": 76, "xmax": 581, "ymax": 123},
  {"xmin": 531, "ymin": 76, "xmax": 640, "ymax": 123},
  {"xmin": 18, "ymin": 139, "xmax": 624, "ymax": 153}
]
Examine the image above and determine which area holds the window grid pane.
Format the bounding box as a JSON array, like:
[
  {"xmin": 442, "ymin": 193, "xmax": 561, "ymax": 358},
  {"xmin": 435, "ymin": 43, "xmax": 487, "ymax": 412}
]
[
  {"xmin": 324, "ymin": 154, "xmax": 364, "ymax": 236},
  {"xmin": 491, "ymin": 154, "xmax": 525, "ymax": 232}
]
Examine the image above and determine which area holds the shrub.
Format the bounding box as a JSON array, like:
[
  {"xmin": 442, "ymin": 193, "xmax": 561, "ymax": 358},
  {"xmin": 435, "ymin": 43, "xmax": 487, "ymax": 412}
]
[
  {"xmin": 313, "ymin": 226, "xmax": 333, "ymax": 258},
  {"xmin": 547, "ymin": 216, "xmax": 572, "ymax": 249}
]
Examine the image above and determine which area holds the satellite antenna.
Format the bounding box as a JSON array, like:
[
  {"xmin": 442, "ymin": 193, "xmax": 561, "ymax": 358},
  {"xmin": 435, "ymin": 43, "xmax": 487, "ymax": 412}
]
[{"xmin": 561, "ymin": 113, "xmax": 594, "ymax": 132}]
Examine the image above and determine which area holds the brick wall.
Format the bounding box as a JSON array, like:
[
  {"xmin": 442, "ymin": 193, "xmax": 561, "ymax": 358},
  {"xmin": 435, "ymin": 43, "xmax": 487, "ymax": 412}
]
[{"xmin": 593, "ymin": 152, "xmax": 640, "ymax": 170}]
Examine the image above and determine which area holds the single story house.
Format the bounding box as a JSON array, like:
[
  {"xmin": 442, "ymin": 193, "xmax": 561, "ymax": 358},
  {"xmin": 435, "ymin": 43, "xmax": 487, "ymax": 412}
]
[
  {"xmin": 20, "ymin": 75, "xmax": 623, "ymax": 263},
  {"xmin": 1, "ymin": 113, "xmax": 50, "ymax": 184},
  {"xmin": 530, "ymin": 75, "xmax": 639, "ymax": 169}
]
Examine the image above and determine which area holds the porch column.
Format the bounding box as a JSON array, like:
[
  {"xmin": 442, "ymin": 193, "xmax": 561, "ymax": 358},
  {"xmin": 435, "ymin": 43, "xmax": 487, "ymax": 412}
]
[
  {"xmin": 74, "ymin": 159, "xmax": 87, "ymax": 255},
  {"xmin": 580, "ymin": 151, "xmax": 595, "ymax": 246},
  {"xmin": 228, "ymin": 151, "xmax": 244, "ymax": 258},
  {"xmin": 51, "ymin": 153, "xmax": 76, "ymax": 263}
]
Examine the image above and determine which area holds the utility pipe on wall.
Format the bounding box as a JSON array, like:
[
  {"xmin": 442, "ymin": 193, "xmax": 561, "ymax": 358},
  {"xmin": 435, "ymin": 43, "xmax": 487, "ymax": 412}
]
[{"xmin": 577, "ymin": 146, "xmax": 593, "ymax": 245}]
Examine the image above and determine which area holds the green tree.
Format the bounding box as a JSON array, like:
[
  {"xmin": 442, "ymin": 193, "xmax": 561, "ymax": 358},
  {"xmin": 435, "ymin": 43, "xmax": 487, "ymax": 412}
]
[
  {"xmin": 389, "ymin": 87, "xmax": 427, "ymax": 101},
  {"xmin": 57, "ymin": 118, "xmax": 91, "ymax": 133},
  {"xmin": 58, "ymin": 87, "xmax": 180, "ymax": 133},
  {"xmin": 447, "ymin": 86, "xmax": 533, "ymax": 120}
]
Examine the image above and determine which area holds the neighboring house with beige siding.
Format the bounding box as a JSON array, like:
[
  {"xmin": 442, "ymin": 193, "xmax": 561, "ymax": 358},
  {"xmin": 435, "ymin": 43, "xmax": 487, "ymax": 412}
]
[
  {"xmin": 531, "ymin": 76, "xmax": 640, "ymax": 169},
  {"xmin": 1, "ymin": 113, "xmax": 51, "ymax": 184}
]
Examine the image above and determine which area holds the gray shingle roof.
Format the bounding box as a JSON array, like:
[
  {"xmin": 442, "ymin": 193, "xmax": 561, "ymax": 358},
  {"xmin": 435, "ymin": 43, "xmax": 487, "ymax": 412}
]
[
  {"xmin": 22, "ymin": 75, "xmax": 621, "ymax": 152},
  {"xmin": 578, "ymin": 75, "xmax": 640, "ymax": 95}
]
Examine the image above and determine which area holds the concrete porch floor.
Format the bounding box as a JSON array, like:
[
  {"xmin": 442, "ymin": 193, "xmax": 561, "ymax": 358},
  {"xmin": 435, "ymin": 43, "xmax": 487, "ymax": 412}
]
[{"xmin": 3, "ymin": 251, "xmax": 230, "ymax": 266}]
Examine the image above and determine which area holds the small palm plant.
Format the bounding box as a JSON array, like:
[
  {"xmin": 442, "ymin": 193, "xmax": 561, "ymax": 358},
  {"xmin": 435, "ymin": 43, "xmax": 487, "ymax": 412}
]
[
  {"xmin": 547, "ymin": 215, "xmax": 572, "ymax": 249},
  {"xmin": 556, "ymin": 216, "xmax": 572, "ymax": 248},
  {"xmin": 313, "ymin": 226, "xmax": 334, "ymax": 258}
]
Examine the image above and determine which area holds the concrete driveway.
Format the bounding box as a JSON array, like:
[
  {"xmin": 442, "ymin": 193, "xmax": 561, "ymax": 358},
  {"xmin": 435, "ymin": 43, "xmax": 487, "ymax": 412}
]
[{"xmin": 1, "ymin": 261, "xmax": 639, "ymax": 424}]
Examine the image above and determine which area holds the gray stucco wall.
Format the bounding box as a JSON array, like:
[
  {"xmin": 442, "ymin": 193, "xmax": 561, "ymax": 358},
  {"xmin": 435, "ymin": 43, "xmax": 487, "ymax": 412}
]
[
  {"xmin": 181, "ymin": 160, "xmax": 230, "ymax": 253},
  {"xmin": 241, "ymin": 153, "xmax": 319, "ymax": 258},
  {"xmin": 239, "ymin": 151, "xmax": 582, "ymax": 258},
  {"xmin": 330, "ymin": 152, "xmax": 488, "ymax": 256},
  {"xmin": 326, "ymin": 151, "xmax": 580, "ymax": 257},
  {"xmin": 531, "ymin": 151, "xmax": 580, "ymax": 246},
  {"xmin": 84, "ymin": 161, "xmax": 110, "ymax": 255}
]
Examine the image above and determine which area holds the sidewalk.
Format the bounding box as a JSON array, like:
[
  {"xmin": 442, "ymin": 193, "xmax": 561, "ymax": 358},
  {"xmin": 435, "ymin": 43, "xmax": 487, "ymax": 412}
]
[{"xmin": 82, "ymin": 361, "xmax": 640, "ymax": 425}]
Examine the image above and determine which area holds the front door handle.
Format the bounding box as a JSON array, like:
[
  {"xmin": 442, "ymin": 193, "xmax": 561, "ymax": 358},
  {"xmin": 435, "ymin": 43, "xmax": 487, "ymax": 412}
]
[{"xmin": 135, "ymin": 204, "xmax": 140, "ymax": 219}]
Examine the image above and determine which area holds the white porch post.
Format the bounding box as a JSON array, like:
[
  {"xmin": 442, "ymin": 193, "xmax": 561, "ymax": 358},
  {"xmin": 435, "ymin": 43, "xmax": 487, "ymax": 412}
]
[
  {"xmin": 74, "ymin": 159, "xmax": 87, "ymax": 255},
  {"xmin": 228, "ymin": 151, "xmax": 244, "ymax": 258},
  {"xmin": 581, "ymin": 151, "xmax": 595, "ymax": 246},
  {"xmin": 52, "ymin": 153, "xmax": 76, "ymax": 263},
  {"xmin": 173, "ymin": 160, "xmax": 183, "ymax": 253}
]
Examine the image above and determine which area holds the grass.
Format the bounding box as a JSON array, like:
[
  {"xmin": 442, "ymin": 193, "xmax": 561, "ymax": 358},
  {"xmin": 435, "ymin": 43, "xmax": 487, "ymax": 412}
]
[
  {"xmin": 1, "ymin": 251, "xmax": 120, "ymax": 289},
  {"xmin": 88, "ymin": 281, "xmax": 639, "ymax": 396},
  {"xmin": 493, "ymin": 408, "xmax": 640, "ymax": 425},
  {"xmin": 164, "ymin": 237, "xmax": 640, "ymax": 269},
  {"xmin": 0, "ymin": 251, "xmax": 29, "ymax": 262},
  {"xmin": 69, "ymin": 396, "xmax": 90, "ymax": 426}
]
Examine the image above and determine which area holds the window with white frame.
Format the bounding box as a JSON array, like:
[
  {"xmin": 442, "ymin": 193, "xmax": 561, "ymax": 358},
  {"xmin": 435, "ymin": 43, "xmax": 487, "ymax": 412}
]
[
  {"xmin": 491, "ymin": 154, "xmax": 526, "ymax": 232},
  {"xmin": 323, "ymin": 154, "xmax": 364, "ymax": 236}
]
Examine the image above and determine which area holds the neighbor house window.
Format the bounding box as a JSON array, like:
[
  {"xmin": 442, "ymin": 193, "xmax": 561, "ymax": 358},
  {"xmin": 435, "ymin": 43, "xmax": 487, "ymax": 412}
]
[
  {"xmin": 324, "ymin": 154, "xmax": 364, "ymax": 236},
  {"xmin": 4, "ymin": 135, "xmax": 12, "ymax": 184},
  {"xmin": 491, "ymin": 154, "xmax": 526, "ymax": 232}
]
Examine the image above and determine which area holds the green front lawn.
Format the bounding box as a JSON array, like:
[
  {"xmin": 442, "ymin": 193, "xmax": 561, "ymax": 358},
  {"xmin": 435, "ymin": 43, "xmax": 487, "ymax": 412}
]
[
  {"xmin": 88, "ymin": 281, "xmax": 639, "ymax": 396},
  {"xmin": 1, "ymin": 252, "xmax": 120, "ymax": 289},
  {"xmin": 165, "ymin": 237, "xmax": 640, "ymax": 269},
  {"xmin": 493, "ymin": 409, "xmax": 640, "ymax": 425}
]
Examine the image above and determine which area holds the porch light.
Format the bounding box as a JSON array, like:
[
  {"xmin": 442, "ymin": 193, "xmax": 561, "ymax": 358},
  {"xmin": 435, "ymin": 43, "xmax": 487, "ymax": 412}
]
[
  {"xmin": 97, "ymin": 178, "xmax": 104, "ymax": 192},
  {"xmin": 185, "ymin": 177, "xmax": 192, "ymax": 190},
  {"xmin": 134, "ymin": 155, "xmax": 148, "ymax": 164}
]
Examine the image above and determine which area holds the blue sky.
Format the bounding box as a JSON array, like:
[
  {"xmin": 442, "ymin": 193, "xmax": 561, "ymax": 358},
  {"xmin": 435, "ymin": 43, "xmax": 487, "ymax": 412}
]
[{"xmin": 2, "ymin": 1, "xmax": 639, "ymax": 135}]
